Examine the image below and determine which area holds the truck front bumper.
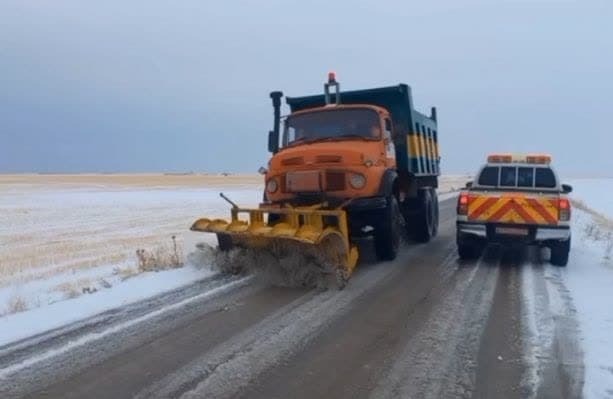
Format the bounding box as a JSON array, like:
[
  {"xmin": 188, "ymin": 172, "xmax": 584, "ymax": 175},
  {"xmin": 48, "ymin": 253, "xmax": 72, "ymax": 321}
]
[
  {"xmin": 345, "ymin": 196, "xmax": 388, "ymax": 212},
  {"xmin": 457, "ymin": 222, "xmax": 570, "ymax": 243}
]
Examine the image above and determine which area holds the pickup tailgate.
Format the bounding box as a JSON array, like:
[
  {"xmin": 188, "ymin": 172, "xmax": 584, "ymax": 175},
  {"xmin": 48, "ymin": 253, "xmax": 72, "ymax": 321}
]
[{"xmin": 467, "ymin": 191, "xmax": 559, "ymax": 225}]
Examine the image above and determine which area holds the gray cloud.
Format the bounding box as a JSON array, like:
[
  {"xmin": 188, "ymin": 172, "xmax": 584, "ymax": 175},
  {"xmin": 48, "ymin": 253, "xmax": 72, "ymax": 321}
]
[{"xmin": 1, "ymin": 0, "xmax": 611, "ymax": 175}]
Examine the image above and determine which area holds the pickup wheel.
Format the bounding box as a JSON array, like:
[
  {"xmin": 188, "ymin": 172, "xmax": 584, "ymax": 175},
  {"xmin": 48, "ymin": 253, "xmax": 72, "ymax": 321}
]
[
  {"xmin": 374, "ymin": 196, "xmax": 403, "ymax": 261},
  {"xmin": 216, "ymin": 233, "xmax": 234, "ymax": 252},
  {"xmin": 550, "ymin": 237, "xmax": 570, "ymax": 267},
  {"xmin": 457, "ymin": 231, "xmax": 482, "ymax": 260},
  {"xmin": 458, "ymin": 242, "xmax": 479, "ymax": 260},
  {"xmin": 414, "ymin": 188, "xmax": 436, "ymax": 243}
]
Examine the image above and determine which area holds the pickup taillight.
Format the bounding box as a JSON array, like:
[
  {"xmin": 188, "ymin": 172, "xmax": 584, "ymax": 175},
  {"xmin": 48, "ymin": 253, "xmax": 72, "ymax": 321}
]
[
  {"xmin": 559, "ymin": 198, "xmax": 571, "ymax": 221},
  {"xmin": 457, "ymin": 192, "xmax": 469, "ymax": 215}
]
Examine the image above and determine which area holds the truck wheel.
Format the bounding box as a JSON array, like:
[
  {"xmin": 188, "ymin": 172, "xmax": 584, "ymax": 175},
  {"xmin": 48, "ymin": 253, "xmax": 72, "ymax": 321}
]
[
  {"xmin": 550, "ymin": 238, "xmax": 570, "ymax": 267},
  {"xmin": 415, "ymin": 188, "xmax": 435, "ymax": 243},
  {"xmin": 431, "ymin": 189, "xmax": 439, "ymax": 238},
  {"xmin": 216, "ymin": 233, "xmax": 233, "ymax": 251},
  {"xmin": 374, "ymin": 196, "xmax": 403, "ymax": 261}
]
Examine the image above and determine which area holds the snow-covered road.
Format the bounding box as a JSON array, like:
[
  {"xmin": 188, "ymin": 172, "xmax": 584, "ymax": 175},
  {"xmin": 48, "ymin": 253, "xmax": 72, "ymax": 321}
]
[{"xmin": 1, "ymin": 176, "xmax": 612, "ymax": 398}]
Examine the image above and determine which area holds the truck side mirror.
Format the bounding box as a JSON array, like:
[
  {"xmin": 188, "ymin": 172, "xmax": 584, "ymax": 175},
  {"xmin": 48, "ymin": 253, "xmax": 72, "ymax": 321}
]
[
  {"xmin": 561, "ymin": 184, "xmax": 573, "ymax": 194},
  {"xmin": 465, "ymin": 181, "xmax": 473, "ymax": 188},
  {"xmin": 268, "ymin": 130, "xmax": 279, "ymax": 153}
]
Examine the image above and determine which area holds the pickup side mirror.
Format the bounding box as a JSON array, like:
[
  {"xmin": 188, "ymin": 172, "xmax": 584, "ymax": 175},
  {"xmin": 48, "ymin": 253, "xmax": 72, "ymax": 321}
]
[
  {"xmin": 561, "ymin": 183, "xmax": 573, "ymax": 194},
  {"xmin": 268, "ymin": 130, "xmax": 279, "ymax": 153},
  {"xmin": 465, "ymin": 181, "xmax": 473, "ymax": 189}
]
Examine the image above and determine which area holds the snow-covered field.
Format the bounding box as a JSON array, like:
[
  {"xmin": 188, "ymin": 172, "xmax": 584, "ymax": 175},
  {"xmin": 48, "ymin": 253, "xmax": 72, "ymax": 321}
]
[{"xmin": 1, "ymin": 180, "xmax": 258, "ymax": 306}]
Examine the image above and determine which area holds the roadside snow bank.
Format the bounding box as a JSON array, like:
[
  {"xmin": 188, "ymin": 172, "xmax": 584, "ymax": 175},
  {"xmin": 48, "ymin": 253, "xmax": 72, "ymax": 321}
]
[
  {"xmin": 564, "ymin": 207, "xmax": 613, "ymax": 398},
  {"xmin": 0, "ymin": 264, "xmax": 215, "ymax": 347}
]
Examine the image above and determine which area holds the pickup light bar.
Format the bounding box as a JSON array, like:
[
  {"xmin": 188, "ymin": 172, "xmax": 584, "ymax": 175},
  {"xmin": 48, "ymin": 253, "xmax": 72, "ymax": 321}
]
[
  {"xmin": 487, "ymin": 154, "xmax": 513, "ymax": 163},
  {"xmin": 487, "ymin": 153, "xmax": 552, "ymax": 165}
]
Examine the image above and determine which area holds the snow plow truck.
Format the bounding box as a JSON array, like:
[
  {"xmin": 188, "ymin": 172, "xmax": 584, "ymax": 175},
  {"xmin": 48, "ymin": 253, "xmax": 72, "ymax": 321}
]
[{"xmin": 191, "ymin": 73, "xmax": 441, "ymax": 287}]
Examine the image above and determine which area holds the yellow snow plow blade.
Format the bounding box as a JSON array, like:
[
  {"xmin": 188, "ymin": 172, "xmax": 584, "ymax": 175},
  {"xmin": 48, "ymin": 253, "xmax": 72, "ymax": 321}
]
[{"xmin": 190, "ymin": 204, "xmax": 359, "ymax": 283}]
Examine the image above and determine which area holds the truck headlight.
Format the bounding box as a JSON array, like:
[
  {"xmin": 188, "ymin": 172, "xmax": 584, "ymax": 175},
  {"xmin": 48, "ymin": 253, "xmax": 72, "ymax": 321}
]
[
  {"xmin": 349, "ymin": 173, "xmax": 366, "ymax": 189},
  {"xmin": 266, "ymin": 178, "xmax": 278, "ymax": 193}
]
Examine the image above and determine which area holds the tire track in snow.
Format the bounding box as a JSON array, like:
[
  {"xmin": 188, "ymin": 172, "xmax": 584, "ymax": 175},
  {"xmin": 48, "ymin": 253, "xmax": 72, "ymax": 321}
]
[
  {"xmin": 0, "ymin": 273, "xmax": 232, "ymax": 363},
  {"xmin": 133, "ymin": 199, "xmax": 461, "ymax": 398},
  {"xmin": 369, "ymin": 249, "xmax": 501, "ymax": 399},
  {"xmin": 133, "ymin": 252, "xmax": 405, "ymax": 399},
  {"xmin": 520, "ymin": 252, "xmax": 584, "ymax": 399}
]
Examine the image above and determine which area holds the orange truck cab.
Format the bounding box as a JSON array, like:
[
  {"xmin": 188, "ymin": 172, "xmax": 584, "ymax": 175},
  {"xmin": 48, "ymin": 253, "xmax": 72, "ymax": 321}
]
[
  {"xmin": 456, "ymin": 154, "xmax": 573, "ymax": 266},
  {"xmin": 266, "ymin": 104, "xmax": 396, "ymax": 207},
  {"xmin": 263, "ymin": 73, "xmax": 441, "ymax": 261}
]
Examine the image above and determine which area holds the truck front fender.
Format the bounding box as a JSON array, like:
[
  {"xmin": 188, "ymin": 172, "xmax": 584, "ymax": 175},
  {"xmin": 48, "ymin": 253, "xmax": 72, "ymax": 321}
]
[{"xmin": 377, "ymin": 169, "xmax": 398, "ymax": 197}]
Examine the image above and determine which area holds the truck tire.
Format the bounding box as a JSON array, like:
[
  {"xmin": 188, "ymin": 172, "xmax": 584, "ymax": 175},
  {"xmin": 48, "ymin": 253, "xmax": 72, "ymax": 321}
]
[
  {"xmin": 550, "ymin": 238, "xmax": 570, "ymax": 266},
  {"xmin": 414, "ymin": 188, "xmax": 435, "ymax": 243},
  {"xmin": 374, "ymin": 196, "xmax": 403, "ymax": 261},
  {"xmin": 431, "ymin": 189, "xmax": 439, "ymax": 238},
  {"xmin": 216, "ymin": 233, "xmax": 233, "ymax": 251}
]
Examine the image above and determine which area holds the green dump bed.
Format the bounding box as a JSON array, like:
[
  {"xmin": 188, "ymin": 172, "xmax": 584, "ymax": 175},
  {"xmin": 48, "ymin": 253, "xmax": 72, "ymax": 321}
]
[{"xmin": 286, "ymin": 84, "xmax": 440, "ymax": 177}]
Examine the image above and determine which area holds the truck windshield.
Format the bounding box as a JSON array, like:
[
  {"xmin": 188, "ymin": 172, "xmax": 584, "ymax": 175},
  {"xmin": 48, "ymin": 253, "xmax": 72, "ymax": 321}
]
[{"xmin": 283, "ymin": 109, "xmax": 381, "ymax": 146}]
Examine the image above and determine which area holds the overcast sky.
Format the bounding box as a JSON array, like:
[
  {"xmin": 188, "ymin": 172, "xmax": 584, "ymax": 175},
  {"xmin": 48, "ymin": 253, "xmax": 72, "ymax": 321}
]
[{"xmin": 1, "ymin": 0, "xmax": 611, "ymax": 176}]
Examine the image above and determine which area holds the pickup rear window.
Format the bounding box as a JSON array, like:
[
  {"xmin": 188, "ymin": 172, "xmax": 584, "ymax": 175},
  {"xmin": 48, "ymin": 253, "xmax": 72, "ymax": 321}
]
[
  {"xmin": 477, "ymin": 166, "xmax": 557, "ymax": 189},
  {"xmin": 478, "ymin": 167, "xmax": 499, "ymax": 186},
  {"xmin": 535, "ymin": 168, "xmax": 556, "ymax": 188}
]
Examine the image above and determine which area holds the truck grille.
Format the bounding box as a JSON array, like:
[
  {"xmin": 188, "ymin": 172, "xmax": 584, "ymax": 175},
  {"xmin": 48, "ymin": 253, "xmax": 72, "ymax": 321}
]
[{"xmin": 325, "ymin": 171, "xmax": 345, "ymax": 191}]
